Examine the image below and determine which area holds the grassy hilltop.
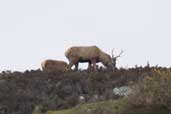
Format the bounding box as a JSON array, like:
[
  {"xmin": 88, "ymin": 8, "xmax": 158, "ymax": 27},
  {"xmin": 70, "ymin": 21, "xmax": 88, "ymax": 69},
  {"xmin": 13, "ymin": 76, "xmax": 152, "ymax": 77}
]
[
  {"xmin": 45, "ymin": 67, "xmax": 171, "ymax": 114},
  {"xmin": 0, "ymin": 66, "xmax": 170, "ymax": 114}
]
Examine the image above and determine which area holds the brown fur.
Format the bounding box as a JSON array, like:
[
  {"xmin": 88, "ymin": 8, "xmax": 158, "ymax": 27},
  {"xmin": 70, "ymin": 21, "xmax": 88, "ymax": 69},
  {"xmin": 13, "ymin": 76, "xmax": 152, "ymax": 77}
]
[
  {"xmin": 65, "ymin": 46, "xmax": 114, "ymax": 71},
  {"xmin": 41, "ymin": 59, "xmax": 68, "ymax": 73}
]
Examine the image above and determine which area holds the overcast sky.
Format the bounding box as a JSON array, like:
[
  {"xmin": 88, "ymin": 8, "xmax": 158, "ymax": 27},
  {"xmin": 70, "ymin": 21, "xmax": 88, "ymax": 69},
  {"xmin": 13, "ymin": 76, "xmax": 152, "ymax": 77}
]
[{"xmin": 0, "ymin": 0, "xmax": 171, "ymax": 71}]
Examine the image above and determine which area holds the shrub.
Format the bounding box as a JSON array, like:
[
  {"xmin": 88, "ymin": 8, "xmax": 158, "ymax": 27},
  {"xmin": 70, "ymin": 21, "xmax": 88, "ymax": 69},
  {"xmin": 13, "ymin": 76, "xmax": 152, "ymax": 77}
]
[{"xmin": 128, "ymin": 70, "xmax": 171, "ymax": 110}]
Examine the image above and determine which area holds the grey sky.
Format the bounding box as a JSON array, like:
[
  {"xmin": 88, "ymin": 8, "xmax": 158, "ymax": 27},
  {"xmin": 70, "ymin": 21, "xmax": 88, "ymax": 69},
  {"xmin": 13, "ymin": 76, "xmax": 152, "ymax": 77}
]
[{"xmin": 0, "ymin": 0, "xmax": 171, "ymax": 71}]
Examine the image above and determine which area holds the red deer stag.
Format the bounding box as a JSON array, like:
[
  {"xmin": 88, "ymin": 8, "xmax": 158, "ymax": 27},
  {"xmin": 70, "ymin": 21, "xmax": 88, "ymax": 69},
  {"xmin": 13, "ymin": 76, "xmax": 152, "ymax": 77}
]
[{"xmin": 65, "ymin": 46, "xmax": 123, "ymax": 71}]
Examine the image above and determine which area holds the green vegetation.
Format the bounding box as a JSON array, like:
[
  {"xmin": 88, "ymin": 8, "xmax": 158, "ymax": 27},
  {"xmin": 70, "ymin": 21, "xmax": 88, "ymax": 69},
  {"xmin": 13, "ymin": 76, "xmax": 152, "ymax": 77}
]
[
  {"xmin": 44, "ymin": 69, "xmax": 171, "ymax": 114},
  {"xmin": 1, "ymin": 67, "xmax": 171, "ymax": 114},
  {"xmin": 129, "ymin": 69, "xmax": 171, "ymax": 110},
  {"xmin": 45, "ymin": 99, "xmax": 170, "ymax": 114},
  {"xmin": 46, "ymin": 99, "xmax": 128, "ymax": 114}
]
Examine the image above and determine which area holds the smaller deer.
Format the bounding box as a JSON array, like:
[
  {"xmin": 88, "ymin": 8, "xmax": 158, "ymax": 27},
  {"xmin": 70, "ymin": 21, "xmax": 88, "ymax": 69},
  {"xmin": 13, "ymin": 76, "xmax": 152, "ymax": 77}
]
[{"xmin": 41, "ymin": 59, "xmax": 68, "ymax": 73}]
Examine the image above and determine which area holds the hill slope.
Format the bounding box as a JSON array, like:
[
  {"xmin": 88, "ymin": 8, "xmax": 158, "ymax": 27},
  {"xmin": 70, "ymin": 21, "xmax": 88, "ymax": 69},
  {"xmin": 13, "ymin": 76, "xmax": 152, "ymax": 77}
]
[
  {"xmin": 46, "ymin": 99, "xmax": 170, "ymax": 114},
  {"xmin": 0, "ymin": 66, "xmax": 166, "ymax": 114}
]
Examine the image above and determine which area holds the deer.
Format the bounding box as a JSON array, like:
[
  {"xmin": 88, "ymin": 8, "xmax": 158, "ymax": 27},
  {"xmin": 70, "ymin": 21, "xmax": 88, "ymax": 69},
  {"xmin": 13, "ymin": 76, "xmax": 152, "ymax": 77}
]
[
  {"xmin": 41, "ymin": 59, "xmax": 68, "ymax": 73},
  {"xmin": 65, "ymin": 45, "xmax": 123, "ymax": 71}
]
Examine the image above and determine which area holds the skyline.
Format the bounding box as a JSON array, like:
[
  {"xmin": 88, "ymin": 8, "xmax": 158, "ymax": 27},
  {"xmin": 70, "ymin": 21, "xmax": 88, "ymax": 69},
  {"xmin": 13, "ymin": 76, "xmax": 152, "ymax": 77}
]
[{"xmin": 0, "ymin": 0, "xmax": 171, "ymax": 71}]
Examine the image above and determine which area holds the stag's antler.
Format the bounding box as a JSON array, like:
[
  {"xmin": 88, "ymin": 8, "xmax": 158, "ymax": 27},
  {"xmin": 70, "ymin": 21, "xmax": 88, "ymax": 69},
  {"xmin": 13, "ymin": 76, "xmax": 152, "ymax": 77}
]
[
  {"xmin": 112, "ymin": 49, "xmax": 123, "ymax": 59},
  {"xmin": 116, "ymin": 49, "xmax": 123, "ymax": 58}
]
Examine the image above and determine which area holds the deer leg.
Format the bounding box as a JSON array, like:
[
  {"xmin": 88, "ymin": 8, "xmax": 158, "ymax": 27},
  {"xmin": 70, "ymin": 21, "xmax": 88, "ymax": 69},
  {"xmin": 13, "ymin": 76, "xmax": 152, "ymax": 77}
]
[
  {"xmin": 67, "ymin": 62, "xmax": 74, "ymax": 71},
  {"xmin": 67, "ymin": 58, "xmax": 78, "ymax": 71},
  {"xmin": 87, "ymin": 61, "xmax": 92, "ymax": 71},
  {"xmin": 74, "ymin": 62, "xmax": 79, "ymax": 71},
  {"xmin": 92, "ymin": 59, "xmax": 97, "ymax": 72}
]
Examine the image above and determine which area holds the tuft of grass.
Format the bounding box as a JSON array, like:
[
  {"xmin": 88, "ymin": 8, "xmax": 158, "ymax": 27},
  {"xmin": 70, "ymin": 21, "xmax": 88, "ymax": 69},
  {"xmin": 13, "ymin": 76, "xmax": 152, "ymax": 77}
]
[
  {"xmin": 45, "ymin": 99, "xmax": 128, "ymax": 114},
  {"xmin": 45, "ymin": 98, "xmax": 171, "ymax": 114}
]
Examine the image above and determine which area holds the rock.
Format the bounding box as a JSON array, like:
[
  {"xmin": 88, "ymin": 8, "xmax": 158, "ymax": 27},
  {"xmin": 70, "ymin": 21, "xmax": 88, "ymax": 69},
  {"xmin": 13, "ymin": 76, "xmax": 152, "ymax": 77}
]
[{"xmin": 113, "ymin": 86, "xmax": 132, "ymax": 96}]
